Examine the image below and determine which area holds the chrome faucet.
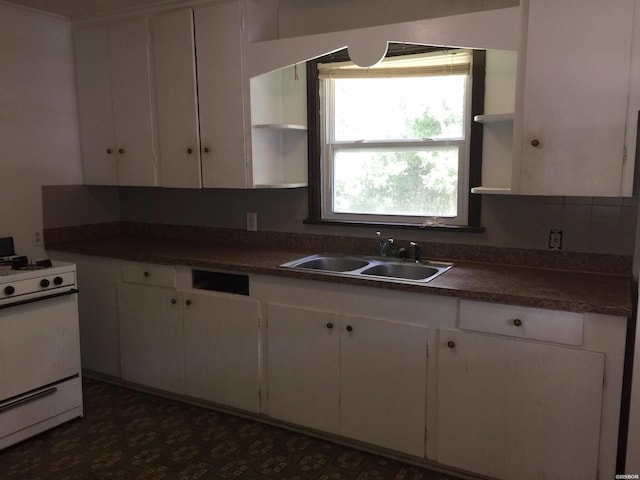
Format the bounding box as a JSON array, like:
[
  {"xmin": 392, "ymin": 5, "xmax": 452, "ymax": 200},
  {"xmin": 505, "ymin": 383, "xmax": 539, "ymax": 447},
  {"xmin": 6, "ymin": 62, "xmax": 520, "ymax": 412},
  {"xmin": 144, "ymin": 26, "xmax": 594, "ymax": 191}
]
[{"xmin": 376, "ymin": 231, "xmax": 407, "ymax": 258}]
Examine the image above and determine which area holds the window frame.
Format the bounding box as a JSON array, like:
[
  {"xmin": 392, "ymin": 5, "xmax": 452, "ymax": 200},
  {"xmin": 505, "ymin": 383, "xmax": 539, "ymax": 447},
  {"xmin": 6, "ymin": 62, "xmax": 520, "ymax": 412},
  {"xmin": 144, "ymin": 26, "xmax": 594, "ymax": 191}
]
[{"xmin": 305, "ymin": 45, "xmax": 485, "ymax": 232}]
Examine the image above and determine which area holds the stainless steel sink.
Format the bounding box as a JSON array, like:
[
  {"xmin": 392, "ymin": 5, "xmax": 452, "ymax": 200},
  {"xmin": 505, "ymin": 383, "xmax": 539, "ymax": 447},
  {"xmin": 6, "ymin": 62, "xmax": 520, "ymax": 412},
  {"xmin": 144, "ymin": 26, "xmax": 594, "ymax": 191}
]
[
  {"xmin": 280, "ymin": 254, "xmax": 452, "ymax": 284},
  {"xmin": 360, "ymin": 263, "xmax": 440, "ymax": 281},
  {"xmin": 294, "ymin": 256, "xmax": 371, "ymax": 272}
]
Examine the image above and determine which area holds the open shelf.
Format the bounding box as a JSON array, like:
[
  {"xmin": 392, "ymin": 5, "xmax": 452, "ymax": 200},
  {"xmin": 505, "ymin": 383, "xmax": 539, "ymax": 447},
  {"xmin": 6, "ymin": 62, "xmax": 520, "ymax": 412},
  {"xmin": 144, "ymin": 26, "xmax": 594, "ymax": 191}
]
[
  {"xmin": 474, "ymin": 113, "xmax": 514, "ymax": 124},
  {"xmin": 470, "ymin": 186, "xmax": 512, "ymax": 194},
  {"xmin": 253, "ymin": 124, "xmax": 307, "ymax": 131}
]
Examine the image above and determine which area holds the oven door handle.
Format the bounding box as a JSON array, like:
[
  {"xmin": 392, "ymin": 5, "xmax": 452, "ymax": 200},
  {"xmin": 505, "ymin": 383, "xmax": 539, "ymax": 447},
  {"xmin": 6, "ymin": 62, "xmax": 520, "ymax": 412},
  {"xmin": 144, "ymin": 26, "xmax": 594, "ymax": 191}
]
[
  {"xmin": 0, "ymin": 386, "xmax": 58, "ymax": 413},
  {"xmin": 0, "ymin": 288, "xmax": 78, "ymax": 311}
]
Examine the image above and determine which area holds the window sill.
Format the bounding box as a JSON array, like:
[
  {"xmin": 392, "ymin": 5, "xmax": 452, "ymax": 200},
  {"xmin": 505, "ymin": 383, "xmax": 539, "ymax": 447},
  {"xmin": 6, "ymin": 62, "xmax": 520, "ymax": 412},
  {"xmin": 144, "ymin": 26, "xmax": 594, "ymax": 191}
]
[{"xmin": 303, "ymin": 218, "xmax": 485, "ymax": 233}]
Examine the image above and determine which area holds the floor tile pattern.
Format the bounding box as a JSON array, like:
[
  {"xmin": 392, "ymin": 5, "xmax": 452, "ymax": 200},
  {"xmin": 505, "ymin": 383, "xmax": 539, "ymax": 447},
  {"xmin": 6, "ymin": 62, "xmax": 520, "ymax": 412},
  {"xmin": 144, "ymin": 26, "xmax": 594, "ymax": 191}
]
[{"xmin": 0, "ymin": 378, "xmax": 464, "ymax": 480}]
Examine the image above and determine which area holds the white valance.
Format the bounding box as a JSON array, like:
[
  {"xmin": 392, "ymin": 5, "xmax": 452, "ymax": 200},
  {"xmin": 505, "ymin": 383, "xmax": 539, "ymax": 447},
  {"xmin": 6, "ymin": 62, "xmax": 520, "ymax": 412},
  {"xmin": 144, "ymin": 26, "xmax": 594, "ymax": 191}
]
[{"xmin": 318, "ymin": 49, "xmax": 471, "ymax": 79}]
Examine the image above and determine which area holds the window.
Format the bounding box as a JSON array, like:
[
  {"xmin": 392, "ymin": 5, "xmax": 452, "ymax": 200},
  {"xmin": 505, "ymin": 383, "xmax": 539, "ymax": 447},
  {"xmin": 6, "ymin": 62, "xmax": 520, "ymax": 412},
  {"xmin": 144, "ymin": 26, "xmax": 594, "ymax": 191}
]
[{"xmin": 306, "ymin": 45, "xmax": 484, "ymax": 229}]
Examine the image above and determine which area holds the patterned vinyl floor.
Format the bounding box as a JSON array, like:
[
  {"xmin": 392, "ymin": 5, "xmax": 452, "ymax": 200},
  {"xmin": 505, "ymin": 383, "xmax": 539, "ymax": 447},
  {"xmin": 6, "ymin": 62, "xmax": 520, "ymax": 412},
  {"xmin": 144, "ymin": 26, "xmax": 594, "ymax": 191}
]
[{"xmin": 0, "ymin": 378, "xmax": 465, "ymax": 480}]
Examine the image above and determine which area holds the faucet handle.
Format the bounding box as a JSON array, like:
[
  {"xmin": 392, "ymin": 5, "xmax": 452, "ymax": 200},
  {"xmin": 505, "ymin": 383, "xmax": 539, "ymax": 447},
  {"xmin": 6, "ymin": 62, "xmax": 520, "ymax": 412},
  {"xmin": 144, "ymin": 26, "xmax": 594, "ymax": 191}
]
[
  {"xmin": 376, "ymin": 231, "xmax": 383, "ymax": 240},
  {"xmin": 410, "ymin": 241, "xmax": 422, "ymax": 263}
]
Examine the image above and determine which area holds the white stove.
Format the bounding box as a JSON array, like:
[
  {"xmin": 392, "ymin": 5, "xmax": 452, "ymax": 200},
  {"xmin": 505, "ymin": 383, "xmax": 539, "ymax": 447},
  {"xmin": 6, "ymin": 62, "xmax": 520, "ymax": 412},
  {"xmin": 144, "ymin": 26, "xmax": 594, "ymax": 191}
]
[
  {"xmin": 0, "ymin": 260, "xmax": 76, "ymax": 305},
  {"xmin": 0, "ymin": 255, "xmax": 83, "ymax": 450}
]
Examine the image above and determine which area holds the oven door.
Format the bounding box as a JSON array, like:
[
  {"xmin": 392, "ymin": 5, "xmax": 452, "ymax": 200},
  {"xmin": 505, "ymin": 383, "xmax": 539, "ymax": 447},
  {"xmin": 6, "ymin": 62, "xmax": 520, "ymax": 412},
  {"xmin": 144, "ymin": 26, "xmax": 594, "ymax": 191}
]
[{"xmin": 0, "ymin": 289, "xmax": 80, "ymax": 401}]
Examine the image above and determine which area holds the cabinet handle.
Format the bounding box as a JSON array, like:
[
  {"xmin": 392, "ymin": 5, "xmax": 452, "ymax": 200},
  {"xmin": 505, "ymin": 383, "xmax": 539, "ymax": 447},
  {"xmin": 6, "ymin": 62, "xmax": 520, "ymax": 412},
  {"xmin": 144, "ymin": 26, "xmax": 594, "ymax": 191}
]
[
  {"xmin": 530, "ymin": 138, "xmax": 540, "ymax": 147},
  {"xmin": 170, "ymin": 298, "xmax": 177, "ymax": 304},
  {"xmin": 143, "ymin": 271, "xmax": 150, "ymax": 278},
  {"xmin": 447, "ymin": 340, "xmax": 455, "ymax": 349},
  {"xmin": 203, "ymin": 146, "xmax": 210, "ymax": 153},
  {"xmin": 326, "ymin": 322, "xmax": 333, "ymax": 329},
  {"xmin": 187, "ymin": 147, "xmax": 193, "ymax": 154},
  {"xmin": 346, "ymin": 325, "xmax": 353, "ymax": 332},
  {"xmin": 106, "ymin": 148, "xmax": 113, "ymax": 154},
  {"xmin": 185, "ymin": 299, "xmax": 192, "ymax": 306},
  {"xmin": 513, "ymin": 318, "xmax": 522, "ymax": 327},
  {"xmin": 118, "ymin": 148, "xmax": 125, "ymax": 154}
]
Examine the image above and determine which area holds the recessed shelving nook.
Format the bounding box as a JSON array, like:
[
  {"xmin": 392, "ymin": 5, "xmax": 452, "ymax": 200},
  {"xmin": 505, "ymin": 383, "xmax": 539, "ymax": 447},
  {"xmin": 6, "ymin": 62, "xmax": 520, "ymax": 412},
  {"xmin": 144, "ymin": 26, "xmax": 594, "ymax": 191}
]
[
  {"xmin": 471, "ymin": 49, "xmax": 517, "ymax": 195},
  {"xmin": 250, "ymin": 65, "xmax": 308, "ymax": 188}
]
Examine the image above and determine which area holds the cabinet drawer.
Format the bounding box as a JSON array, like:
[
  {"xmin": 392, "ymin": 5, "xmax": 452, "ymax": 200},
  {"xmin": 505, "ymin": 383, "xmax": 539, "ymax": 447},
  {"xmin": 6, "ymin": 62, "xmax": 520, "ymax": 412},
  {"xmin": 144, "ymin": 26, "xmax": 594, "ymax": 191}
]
[
  {"xmin": 459, "ymin": 299, "xmax": 583, "ymax": 346},
  {"xmin": 122, "ymin": 261, "xmax": 176, "ymax": 288}
]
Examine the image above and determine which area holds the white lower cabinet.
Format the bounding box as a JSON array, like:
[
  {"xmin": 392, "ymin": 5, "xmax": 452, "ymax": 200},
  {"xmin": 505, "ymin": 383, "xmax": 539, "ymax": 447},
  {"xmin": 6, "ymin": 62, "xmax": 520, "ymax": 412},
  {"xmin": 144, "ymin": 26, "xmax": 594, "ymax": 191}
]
[
  {"xmin": 49, "ymin": 253, "xmax": 121, "ymax": 377},
  {"xmin": 267, "ymin": 304, "xmax": 340, "ymax": 433},
  {"xmin": 118, "ymin": 259, "xmax": 261, "ymax": 410},
  {"xmin": 267, "ymin": 303, "xmax": 427, "ymax": 457},
  {"xmin": 183, "ymin": 292, "xmax": 260, "ymax": 413},
  {"xmin": 436, "ymin": 328, "xmax": 605, "ymax": 480},
  {"xmin": 119, "ymin": 283, "xmax": 185, "ymax": 394},
  {"xmin": 340, "ymin": 313, "xmax": 427, "ymax": 456}
]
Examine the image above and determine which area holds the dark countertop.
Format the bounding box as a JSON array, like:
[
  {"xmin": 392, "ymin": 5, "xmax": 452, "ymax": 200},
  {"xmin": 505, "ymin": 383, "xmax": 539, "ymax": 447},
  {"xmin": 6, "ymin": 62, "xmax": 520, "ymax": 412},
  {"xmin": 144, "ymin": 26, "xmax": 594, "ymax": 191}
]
[{"xmin": 47, "ymin": 235, "xmax": 633, "ymax": 317}]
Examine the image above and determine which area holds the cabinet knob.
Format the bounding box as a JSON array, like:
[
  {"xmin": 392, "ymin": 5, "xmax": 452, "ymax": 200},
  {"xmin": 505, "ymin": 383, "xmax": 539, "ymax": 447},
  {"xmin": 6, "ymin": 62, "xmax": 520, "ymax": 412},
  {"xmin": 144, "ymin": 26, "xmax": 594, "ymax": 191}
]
[
  {"xmin": 185, "ymin": 299, "xmax": 192, "ymax": 306},
  {"xmin": 118, "ymin": 148, "xmax": 125, "ymax": 154},
  {"xmin": 143, "ymin": 271, "xmax": 150, "ymax": 277},
  {"xmin": 203, "ymin": 146, "xmax": 210, "ymax": 153},
  {"xmin": 106, "ymin": 148, "xmax": 113, "ymax": 154},
  {"xmin": 187, "ymin": 147, "xmax": 193, "ymax": 154},
  {"xmin": 530, "ymin": 138, "xmax": 540, "ymax": 147},
  {"xmin": 346, "ymin": 325, "xmax": 353, "ymax": 332},
  {"xmin": 170, "ymin": 298, "xmax": 177, "ymax": 304},
  {"xmin": 447, "ymin": 340, "xmax": 455, "ymax": 349},
  {"xmin": 513, "ymin": 318, "xmax": 523, "ymax": 327},
  {"xmin": 326, "ymin": 322, "xmax": 333, "ymax": 329}
]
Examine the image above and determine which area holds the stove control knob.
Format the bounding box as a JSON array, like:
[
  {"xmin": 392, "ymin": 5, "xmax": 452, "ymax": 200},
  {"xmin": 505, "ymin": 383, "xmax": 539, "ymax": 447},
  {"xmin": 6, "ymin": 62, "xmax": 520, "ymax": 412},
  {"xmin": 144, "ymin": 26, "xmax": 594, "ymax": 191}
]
[
  {"xmin": 4, "ymin": 285, "xmax": 15, "ymax": 295},
  {"xmin": 53, "ymin": 276, "xmax": 63, "ymax": 285},
  {"xmin": 40, "ymin": 279, "xmax": 50, "ymax": 288}
]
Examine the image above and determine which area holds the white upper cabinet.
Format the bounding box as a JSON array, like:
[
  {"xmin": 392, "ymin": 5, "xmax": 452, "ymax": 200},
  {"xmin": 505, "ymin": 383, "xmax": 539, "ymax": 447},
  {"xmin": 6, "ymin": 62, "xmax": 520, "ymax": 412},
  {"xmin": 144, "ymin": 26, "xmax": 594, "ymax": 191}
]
[
  {"xmin": 196, "ymin": 2, "xmax": 248, "ymax": 188},
  {"xmin": 151, "ymin": 3, "xmax": 248, "ymax": 188},
  {"xmin": 74, "ymin": 19, "xmax": 158, "ymax": 187},
  {"xmin": 512, "ymin": 0, "xmax": 638, "ymax": 196},
  {"xmin": 151, "ymin": 9, "xmax": 202, "ymax": 188}
]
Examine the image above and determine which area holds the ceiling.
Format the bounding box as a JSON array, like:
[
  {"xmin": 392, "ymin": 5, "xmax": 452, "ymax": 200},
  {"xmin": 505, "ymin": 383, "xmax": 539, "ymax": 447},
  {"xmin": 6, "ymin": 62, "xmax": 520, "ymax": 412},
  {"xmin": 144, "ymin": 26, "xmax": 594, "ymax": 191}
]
[{"xmin": 4, "ymin": 0, "xmax": 175, "ymax": 19}]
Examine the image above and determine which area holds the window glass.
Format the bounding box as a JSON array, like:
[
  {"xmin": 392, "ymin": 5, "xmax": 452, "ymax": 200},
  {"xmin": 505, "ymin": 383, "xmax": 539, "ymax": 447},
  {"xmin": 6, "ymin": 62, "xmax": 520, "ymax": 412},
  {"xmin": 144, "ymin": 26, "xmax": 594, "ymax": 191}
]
[{"xmin": 334, "ymin": 76, "xmax": 466, "ymax": 141}]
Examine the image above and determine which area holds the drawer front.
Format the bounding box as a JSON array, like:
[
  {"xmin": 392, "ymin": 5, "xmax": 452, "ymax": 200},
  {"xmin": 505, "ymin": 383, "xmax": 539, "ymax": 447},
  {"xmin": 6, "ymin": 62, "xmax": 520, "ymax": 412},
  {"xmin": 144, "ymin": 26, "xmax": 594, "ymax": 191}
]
[
  {"xmin": 459, "ymin": 299, "xmax": 583, "ymax": 346},
  {"xmin": 0, "ymin": 377, "xmax": 83, "ymax": 442},
  {"xmin": 122, "ymin": 262, "xmax": 176, "ymax": 288}
]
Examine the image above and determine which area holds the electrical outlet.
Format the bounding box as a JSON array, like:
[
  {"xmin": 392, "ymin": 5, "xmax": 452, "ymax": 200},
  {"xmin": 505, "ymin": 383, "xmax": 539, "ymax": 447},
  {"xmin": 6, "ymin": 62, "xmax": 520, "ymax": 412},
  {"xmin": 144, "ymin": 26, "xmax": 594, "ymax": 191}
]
[
  {"xmin": 33, "ymin": 231, "xmax": 42, "ymax": 246},
  {"xmin": 246, "ymin": 212, "xmax": 257, "ymax": 232},
  {"xmin": 549, "ymin": 229, "xmax": 562, "ymax": 250}
]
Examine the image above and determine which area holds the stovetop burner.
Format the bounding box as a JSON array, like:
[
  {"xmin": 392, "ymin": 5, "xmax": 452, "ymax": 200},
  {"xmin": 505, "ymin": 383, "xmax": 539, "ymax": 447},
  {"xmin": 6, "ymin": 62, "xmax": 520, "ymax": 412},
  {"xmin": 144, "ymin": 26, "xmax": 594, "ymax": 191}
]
[{"xmin": 0, "ymin": 256, "xmax": 53, "ymax": 270}]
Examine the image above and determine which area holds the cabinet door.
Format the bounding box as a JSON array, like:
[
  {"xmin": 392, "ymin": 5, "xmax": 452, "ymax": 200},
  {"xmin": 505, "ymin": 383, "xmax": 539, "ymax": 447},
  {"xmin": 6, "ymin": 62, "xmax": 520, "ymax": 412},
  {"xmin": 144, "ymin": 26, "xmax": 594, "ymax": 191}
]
[
  {"xmin": 183, "ymin": 291, "xmax": 260, "ymax": 413},
  {"xmin": 195, "ymin": 2, "xmax": 248, "ymax": 188},
  {"xmin": 74, "ymin": 255, "xmax": 121, "ymax": 376},
  {"xmin": 74, "ymin": 25, "xmax": 117, "ymax": 185},
  {"xmin": 437, "ymin": 329, "xmax": 604, "ymax": 480},
  {"xmin": 74, "ymin": 20, "xmax": 157, "ymax": 187},
  {"xmin": 266, "ymin": 304, "xmax": 340, "ymax": 433},
  {"xmin": 109, "ymin": 18, "xmax": 157, "ymax": 187},
  {"xmin": 516, "ymin": 0, "xmax": 635, "ymax": 196},
  {"xmin": 118, "ymin": 283, "xmax": 185, "ymax": 394},
  {"xmin": 340, "ymin": 315, "xmax": 427, "ymax": 457},
  {"xmin": 151, "ymin": 9, "xmax": 202, "ymax": 188}
]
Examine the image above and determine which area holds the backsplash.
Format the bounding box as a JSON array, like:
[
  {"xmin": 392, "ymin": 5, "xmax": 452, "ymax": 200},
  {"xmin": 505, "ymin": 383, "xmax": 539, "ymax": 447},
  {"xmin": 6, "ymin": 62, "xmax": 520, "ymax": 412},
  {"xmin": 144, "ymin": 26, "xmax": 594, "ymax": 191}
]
[{"xmin": 42, "ymin": 184, "xmax": 638, "ymax": 257}]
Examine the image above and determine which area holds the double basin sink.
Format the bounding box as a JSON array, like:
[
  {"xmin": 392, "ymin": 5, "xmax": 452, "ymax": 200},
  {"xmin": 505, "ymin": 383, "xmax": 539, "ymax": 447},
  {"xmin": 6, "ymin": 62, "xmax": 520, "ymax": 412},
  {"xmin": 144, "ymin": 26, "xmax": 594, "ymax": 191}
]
[{"xmin": 280, "ymin": 253, "xmax": 453, "ymax": 284}]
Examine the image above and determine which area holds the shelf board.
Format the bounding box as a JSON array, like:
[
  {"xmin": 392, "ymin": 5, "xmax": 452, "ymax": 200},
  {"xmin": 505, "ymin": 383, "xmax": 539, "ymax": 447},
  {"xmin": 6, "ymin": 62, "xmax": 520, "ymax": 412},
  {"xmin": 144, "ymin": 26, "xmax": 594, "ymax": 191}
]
[
  {"xmin": 473, "ymin": 113, "xmax": 514, "ymax": 124},
  {"xmin": 252, "ymin": 123, "xmax": 307, "ymax": 131},
  {"xmin": 470, "ymin": 186, "xmax": 512, "ymax": 194},
  {"xmin": 254, "ymin": 182, "xmax": 308, "ymax": 189}
]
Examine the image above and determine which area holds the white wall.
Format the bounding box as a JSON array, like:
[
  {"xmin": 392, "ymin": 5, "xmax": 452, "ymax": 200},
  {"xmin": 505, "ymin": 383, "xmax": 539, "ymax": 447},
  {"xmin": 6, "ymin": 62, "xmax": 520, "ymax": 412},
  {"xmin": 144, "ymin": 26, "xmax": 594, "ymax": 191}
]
[{"xmin": 0, "ymin": 2, "xmax": 82, "ymax": 258}]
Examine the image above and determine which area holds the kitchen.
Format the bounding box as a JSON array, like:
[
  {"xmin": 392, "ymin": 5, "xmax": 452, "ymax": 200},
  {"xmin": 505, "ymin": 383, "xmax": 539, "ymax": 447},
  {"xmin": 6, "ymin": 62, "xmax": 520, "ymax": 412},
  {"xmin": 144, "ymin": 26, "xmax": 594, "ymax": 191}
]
[{"xmin": 1, "ymin": 0, "xmax": 640, "ymax": 478}]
